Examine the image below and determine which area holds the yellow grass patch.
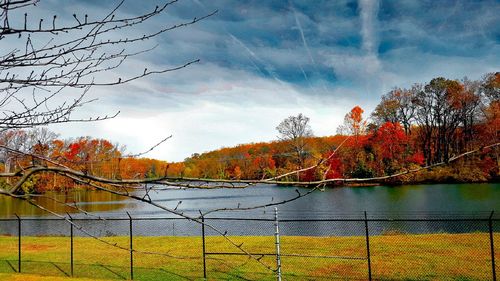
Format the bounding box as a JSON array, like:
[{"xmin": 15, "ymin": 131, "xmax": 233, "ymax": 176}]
[{"xmin": 0, "ymin": 233, "xmax": 497, "ymax": 280}]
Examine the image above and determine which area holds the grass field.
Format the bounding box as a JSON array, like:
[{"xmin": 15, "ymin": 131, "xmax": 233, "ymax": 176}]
[{"xmin": 0, "ymin": 233, "xmax": 498, "ymax": 280}]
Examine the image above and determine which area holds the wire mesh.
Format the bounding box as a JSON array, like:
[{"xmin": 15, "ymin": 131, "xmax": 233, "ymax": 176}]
[
  {"xmin": 132, "ymin": 218, "xmax": 202, "ymax": 280},
  {"xmin": 279, "ymin": 220, "xmax": 368, "ymax": 280},
  {"xmin": 203, "ymin": 218, "xmax": 276, "ymax": 280},
  {"xmin": 73, "ymin": 218, "xmax": 130, "ymax": 279},
  {"xmin": 369, "ymin": 219, "xmax": 493, "ymax": 280},
  {"xmin": 494, "ymin": 219, "xmax": 499, "ymax": 280},
  {"xmin": 0, "ymin": 215, "xmax": 497, "ymax": 280},
  {"xmin": 0, "ymin": 219, "xmax": 18, "ymax": 275},
  {"xmin": 18, "ymin": 219, "xmax": 70, "ymax": 277}
]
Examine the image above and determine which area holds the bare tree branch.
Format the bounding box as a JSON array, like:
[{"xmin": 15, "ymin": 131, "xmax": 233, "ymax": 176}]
[{"xmin": 0, "ymin": 0, "xmax": 217, "ymax": 130}]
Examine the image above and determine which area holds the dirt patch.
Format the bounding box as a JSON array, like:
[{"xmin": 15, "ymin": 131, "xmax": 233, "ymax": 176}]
[{"xmin": 22, "ymin": 244, "xmax": 54, "ymax": 252}]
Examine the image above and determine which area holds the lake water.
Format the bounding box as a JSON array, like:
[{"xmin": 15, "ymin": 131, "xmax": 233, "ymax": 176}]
[{"xmin": 0, "ymin": 183, "xmax": 499, "ymax": 236}]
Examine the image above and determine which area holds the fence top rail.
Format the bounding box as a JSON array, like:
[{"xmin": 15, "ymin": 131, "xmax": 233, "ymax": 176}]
[{"xmin": 0, "ymin": 216, "xmax": 498, "ymax": 222}]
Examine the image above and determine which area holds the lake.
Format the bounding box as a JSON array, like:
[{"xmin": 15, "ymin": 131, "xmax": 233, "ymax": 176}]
[{"xmin": 0, "ymin": 183, "xmax": 499, "ymax": 236}]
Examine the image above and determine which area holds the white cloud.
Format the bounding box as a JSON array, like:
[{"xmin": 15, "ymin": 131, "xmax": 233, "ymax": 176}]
[
  {"xmin": 48, "ymin": 66, "xmax": 353, "ymax": 161},
  {"xmin": 359, "ymin": 0, "xmax": 379, "ymax": 54}
]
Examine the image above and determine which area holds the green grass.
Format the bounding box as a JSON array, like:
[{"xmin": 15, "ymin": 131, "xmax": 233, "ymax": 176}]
[{"xmin": 0, "ymin": 233, "xmax": 498, "ymax": 280}]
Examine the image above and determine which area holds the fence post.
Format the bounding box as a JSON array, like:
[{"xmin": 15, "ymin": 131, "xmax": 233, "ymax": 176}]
[
  {"xmin": 15, "ymin": 214, "xmax": 21, "ymax": 273},
  {"xmin": 67, "ymin": 213, "xmax": 74, "ymax": 277},
  {"xmin": 201, "ymin": 216, "xmax": 207, "ymax": 280},
  {"xmin": 274, "ymin": 207, "xmax": 282, "ymax": 281},
  {"xmin": 489, "ymin": 211, "xmax": 496, "ymax": 281},
  {"xmin": 364, "ymin": 211, "xmax": 372, "ymax": 281},
  {"xmin": 127, "ymin": 212, "xmax": 134, "ymax": 280}
]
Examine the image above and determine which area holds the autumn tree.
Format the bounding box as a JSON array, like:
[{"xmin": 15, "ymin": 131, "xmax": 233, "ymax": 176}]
[
  {"xmin": 372, "ymin": 86, "xmax": 418, "ymax": 135},
  {"xmin": 371, "ymin": 92, "xmax": 400, "ymax": 124},
  {"xmin": 370, "ymin": 122, "xmax": 409, "ymax": 175},
  {"xmin": 60, "ymin": 137, "xmax": 122, "ymax": 178},
  {"xmin": 454, "ymin": 78, "xmax": 482, "ymax": 152},
  {"xmin": 480, "ymin": 72, "xmax": 500, "ymax": 103},
  {"xmin": 413, "ymin": 78, "xmax": 483, "ymax": 164},
  {"xmin": 336, "ymin": 106, "xmax": 374, "ymax": 178},
  {"xmin": 0, "ymin": 128, "xmax": 57, "ymax": 172},
  {"xmin": 337, "ymin": 106, "xmax": 367, "ymax": 142},
  {"xmin": 478, "ymin": 72, "xmax": 500, "ymax": 173}
]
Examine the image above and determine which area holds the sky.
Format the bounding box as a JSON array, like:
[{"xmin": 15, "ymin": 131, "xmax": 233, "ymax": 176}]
[{"xmin": 8, "ymin": 0, "xmax": 500, "ymax": 161}]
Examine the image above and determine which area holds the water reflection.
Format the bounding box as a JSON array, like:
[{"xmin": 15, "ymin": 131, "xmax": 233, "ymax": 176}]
[
  {"xmin": 0, "ymin": 189, "xmax": 134, "ymax": 218},
  {"xmin": 0, "ymin": 183, "xmax": 499, "ymax": 236},
  {"xmin": 458, "ymin": 183, "xmax": 494, "ymax": 200},
  {"xmin": 0, "ymin": 217, "xmax": 497, "ymax": 237},
  {"xmin": 1, "ymin": 183, "xmax": 499, "ymax": 219}
]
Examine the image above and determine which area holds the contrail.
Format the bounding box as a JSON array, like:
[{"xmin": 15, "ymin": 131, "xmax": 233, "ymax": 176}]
[
  {"xmin": 292, "ymin": 6, "xmax": 315, "ymax": 66},
  {"xmin": 290, "ymin": 2, "xmax": 330, "ymax": 94},
  {"xmin": 298, "ymin": 64, "xmax": 309, "ymax": 85},
  {"xmin": 193, "ymin": 0, "xmax": 290, "ymax": 89},
  {"xmin": 289, "ymin": 11, "xmax": 316, "ymax": 93},
  {"xmin": 290, "ymin": 48, "xmax": 317, "ymax": 95},
  {"xmin": 229, "ymin": 34, "xmax": 287, "ymax": 87},
  {"xmin": 228, "ymin": 34, "xmax": 268, "ymax": 78}
]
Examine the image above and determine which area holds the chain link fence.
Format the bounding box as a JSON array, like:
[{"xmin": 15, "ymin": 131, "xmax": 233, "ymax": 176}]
[{"xmin": 0, "ymin": 211, "xmax": 498, "ymax": 280}]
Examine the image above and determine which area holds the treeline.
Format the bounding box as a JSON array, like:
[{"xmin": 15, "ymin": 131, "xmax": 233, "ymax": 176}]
[
  {"xmin": 0, "ymin": 129, "xmax": 174, "ymax": 192},
  {"xmin": 180, "ymin": 72, "xmax": 499, "ymax": 183},
  {"xmin": 0, "ymin": 73, "xmax": 498, "ymax": 192}
]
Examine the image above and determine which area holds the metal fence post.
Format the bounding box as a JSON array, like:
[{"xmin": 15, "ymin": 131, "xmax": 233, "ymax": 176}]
[
  {"xmin": 127, "ymin": 212, "xmax": 134, "ymax": 280},
  {"xmin": 274, "ymin": 207, "xmax": 282, "ymax": 281},
  {"xmin": 67, "ymin": 213, "xmax": 74, "ymax": 277},
  {"xmin": 489, "ymin": 211, "xmax": 496, "ymax": 281},
  {"xmin": 201, "ymin": 216, "xmax": 207, "ymax": 280},
  {"xmin": 364, "ymin": 211, "xmax": 372, "ymax": 281},
  {"xmin": 15, "ymin": 214, "xmax": 21, "ymax": 273}
]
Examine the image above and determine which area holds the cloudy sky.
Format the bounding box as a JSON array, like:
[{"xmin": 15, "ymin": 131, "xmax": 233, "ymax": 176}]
[{"xmin": 15, "ymin": 0, "xmax": 500, "ymax": 161}]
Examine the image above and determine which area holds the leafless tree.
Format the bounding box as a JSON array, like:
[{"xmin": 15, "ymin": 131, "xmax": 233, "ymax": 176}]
[{"xmin": 276, "ymin": 113, "xmax": 313, "ymax": 174}]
